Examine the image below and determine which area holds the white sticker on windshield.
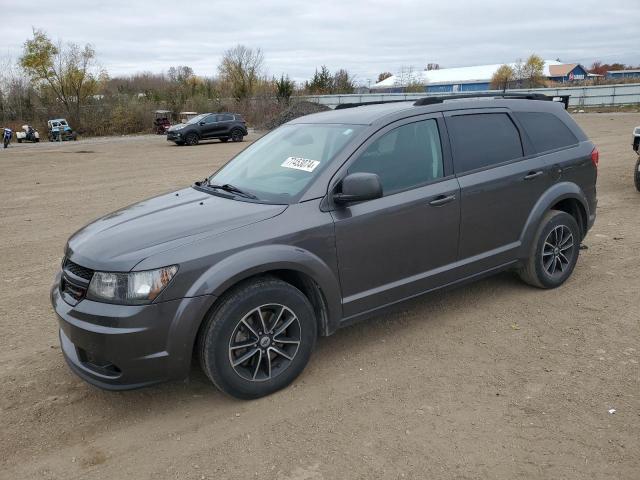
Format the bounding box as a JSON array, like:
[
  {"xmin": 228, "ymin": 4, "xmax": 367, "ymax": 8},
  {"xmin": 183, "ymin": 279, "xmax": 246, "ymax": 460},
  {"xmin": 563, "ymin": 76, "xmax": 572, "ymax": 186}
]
[{"xmin": 281, "ymin": 156, "xmax": 320, "ymax": 172}]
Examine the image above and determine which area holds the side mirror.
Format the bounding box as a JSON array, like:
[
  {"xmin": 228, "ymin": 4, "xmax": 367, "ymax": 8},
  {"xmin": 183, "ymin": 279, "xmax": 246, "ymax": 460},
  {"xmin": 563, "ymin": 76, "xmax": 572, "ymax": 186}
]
[
  {"xmin": 334, "ymin": 172, "xmax": 383, "ymax": 205},
  {"xmin": 199, "ymin": 121, "xmax": 206, "ymax": 126}
]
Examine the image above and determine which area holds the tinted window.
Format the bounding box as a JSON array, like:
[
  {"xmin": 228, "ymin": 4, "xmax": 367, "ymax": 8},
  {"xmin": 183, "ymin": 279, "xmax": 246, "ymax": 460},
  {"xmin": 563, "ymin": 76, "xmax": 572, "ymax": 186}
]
[
  {"xmin": 515, "ymin": 111, "xmax": 578, "ymax": 152},
  {"xmin": 203, "ymin": 114, "xmax": 217, "ymax": 124},
  {"xmin": 221, "ymin": 114, "xmax": 234, "ymax": 121},
  {"xmin": 348, "ymin": 119, "xmax": 443, "ymax": 196},
  {"xmin": 447, "ymin": 113, "xmax": 523, "ymax": 174}
]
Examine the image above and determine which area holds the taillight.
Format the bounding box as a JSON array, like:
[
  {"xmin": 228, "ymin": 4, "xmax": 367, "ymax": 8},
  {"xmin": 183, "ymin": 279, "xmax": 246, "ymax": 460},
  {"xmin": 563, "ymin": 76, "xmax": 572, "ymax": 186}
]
[{"xmin": 591, "ymin": 147, "xmax": 599, "ymax": 168}]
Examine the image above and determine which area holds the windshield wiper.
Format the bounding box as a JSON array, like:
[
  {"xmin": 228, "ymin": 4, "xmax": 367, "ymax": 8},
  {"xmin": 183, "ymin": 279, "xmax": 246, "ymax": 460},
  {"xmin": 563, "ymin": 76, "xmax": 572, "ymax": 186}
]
[{"xmin": 195, "ymin": 178, "xmax": 258, "ymax": 199}]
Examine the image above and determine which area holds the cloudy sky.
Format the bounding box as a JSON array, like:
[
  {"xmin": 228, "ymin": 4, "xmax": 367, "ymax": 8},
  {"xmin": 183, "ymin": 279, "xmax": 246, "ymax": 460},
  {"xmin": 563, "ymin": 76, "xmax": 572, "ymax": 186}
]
[{"xmin": 2, "ymin": 0, "xmax": 639, "ymax": 84}]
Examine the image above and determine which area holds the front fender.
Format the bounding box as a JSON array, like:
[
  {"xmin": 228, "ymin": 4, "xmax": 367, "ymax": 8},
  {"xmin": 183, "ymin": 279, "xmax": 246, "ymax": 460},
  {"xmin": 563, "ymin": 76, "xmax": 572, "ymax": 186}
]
[
  {"xmin": 184, "ymin": 244, "xmax": 343, "ymax": 333},
  {"xmin": 518, "ymin": 182, "xmax": 590, "ymax": 259}
]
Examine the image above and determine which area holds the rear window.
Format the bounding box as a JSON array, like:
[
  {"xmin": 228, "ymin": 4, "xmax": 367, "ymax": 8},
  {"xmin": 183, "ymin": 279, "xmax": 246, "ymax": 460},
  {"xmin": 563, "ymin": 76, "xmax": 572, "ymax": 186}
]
[
  {"xmin": 515, "ymin": 111, "xmax": 578, "ymax": 152},
  {"xmin": 447, "ymin": 113, "xmax": 523, "ymax": 174}
]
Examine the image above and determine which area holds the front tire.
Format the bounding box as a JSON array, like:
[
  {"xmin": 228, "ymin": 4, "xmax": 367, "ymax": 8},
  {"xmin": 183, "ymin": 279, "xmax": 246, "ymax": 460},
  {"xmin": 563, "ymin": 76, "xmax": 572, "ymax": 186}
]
[
  {"xmin": 518, "ymin": 210, "xmax": 580, "ymax": 289},
  {"xmin": 185, "ymin": 133, "xmax": 199, "ymax": 146},
  {"xmin": 634, "ymin": 157, "xmax": 640, "ymax": 192},
  {"xmin": 198, "ymin": 277, "xmax": 317, "ymax": 399}
]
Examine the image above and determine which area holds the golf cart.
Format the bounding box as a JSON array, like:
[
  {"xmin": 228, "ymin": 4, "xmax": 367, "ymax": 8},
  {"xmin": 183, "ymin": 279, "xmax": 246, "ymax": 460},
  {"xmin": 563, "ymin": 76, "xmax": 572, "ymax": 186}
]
[
  {"xmin": 16, "ymin": 125, "xmax": 40, "ymax": 143},
  {"xmin": 48, "ymin": 118, "xmax": 77, "ymax": 142},
  {"xmin": 153, "ymin": 110, "xmax": 172, "ymax": 134},
  {"xmin": 633, "ymin": 126, "xmax": 640, "ymax": 191},
  {"xmin": 179, "ymin": 111, "xmax": 198, "ymax": 124}
]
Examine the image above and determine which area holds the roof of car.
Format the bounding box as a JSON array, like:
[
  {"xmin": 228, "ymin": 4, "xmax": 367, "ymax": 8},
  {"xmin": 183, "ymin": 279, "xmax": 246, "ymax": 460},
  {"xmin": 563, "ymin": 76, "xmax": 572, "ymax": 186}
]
[
  {"xmin": 288, "ymin": 97, "xmax": 566, "ymax": 126},
  {"xmin": 289, "ymin": 102, "xmax": 415, "ymax": 125}
]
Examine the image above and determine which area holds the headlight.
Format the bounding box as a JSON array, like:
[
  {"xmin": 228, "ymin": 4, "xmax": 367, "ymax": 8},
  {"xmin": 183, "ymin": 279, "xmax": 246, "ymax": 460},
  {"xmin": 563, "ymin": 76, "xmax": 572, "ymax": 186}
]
[{"xmin": 87, "ymin": 265, "xmax": 178, "ymax": 305}]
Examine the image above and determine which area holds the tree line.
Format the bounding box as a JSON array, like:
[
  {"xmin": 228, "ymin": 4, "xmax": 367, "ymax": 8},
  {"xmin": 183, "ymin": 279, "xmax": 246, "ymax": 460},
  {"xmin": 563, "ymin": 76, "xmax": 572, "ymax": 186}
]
[{"xmin": 0, "ymin": 29, "xmax": 359, "ymax": 135}]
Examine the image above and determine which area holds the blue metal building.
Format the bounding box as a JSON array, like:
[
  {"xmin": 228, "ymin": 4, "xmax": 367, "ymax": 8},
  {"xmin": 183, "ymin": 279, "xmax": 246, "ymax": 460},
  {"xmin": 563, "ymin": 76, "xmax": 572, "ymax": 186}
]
[
  {"xmin": 372, "ymin": 60, "xmax": 592, "ymax": 93},
  {"xmin": 606, "ymin": 69, "xmax": 640, "ymax": 80}
]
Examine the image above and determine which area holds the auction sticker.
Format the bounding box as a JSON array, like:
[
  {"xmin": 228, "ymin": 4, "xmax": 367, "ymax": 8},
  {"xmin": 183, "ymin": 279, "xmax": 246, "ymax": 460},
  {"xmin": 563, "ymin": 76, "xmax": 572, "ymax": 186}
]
[{"xmin": 281, "ymin": 156, "xmax": 320, "ymax": 172}]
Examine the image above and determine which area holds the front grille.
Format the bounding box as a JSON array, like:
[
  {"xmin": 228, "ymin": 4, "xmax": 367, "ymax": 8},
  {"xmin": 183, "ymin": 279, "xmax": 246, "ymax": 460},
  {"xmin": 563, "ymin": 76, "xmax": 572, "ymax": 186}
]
[
  {"xmin": 63, "ymin": 259, "xmax": 94, "ymax": 281},
  {"xmin": 61, "ymin": 259, "xmax": 94, "ymax": 304}
]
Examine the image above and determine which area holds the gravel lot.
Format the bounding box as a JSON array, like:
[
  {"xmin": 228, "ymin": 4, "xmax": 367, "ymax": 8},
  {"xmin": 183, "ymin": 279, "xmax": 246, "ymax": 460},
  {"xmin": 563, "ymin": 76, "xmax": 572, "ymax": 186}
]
[{"xmin": 1, "ymin": 114, "xmax": 639, "ymax": 480}]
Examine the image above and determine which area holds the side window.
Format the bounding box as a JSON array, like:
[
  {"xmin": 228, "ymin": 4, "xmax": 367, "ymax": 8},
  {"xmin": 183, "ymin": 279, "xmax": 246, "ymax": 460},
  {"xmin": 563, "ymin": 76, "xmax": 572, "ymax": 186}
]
[
  {"xmin": 221, "ymin": 114, "xmax": 234, "ymax": 121},
  {"xmin": 515, "ymin": 111, "xmax": 578, "ymax": 152},
  {"xmin": 447, "ymin": 113, "xmax": 523, "ymax": 174},
  {"xmin": 348, "ymin": 119, "xmax": 444, "ymax": 196},
  {"xmin": 203, "ymin": 114, "xmax": 217, "ymax": 124}
]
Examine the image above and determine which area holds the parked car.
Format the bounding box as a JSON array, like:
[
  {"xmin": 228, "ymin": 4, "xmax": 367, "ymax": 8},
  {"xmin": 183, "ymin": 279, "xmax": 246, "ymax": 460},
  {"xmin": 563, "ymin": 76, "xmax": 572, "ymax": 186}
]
[
  {"xmin": 16, "ymin": 124, "xmax": 40, "ymax": 143},
  {"xmin": 48, "ymin": 118, "xmax": 77, "ymax": 141},
  {"xmin": 633, "ymin": 126, "xmax": 640, "ymax": 191},
  {"xmin": 51, "ymin": 94, "xmax": 598, "ymax": 399},
  {"xmin": 153, "ymin": 110, "xmax": 172, "ymax": 135},
  {"xmin": 166, "ymin": 112, "xmax": 247, "ymax": 146}
]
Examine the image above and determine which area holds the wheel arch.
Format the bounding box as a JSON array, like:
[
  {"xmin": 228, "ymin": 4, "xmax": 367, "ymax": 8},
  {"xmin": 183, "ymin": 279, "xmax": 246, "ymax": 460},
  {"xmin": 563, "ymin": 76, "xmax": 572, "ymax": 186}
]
[
  {"xmin": 186, "ymin": 245, "xmax": 342, "ymax": 338},
  {"xmin": 519, "ymin": 182, "xmax": 590, "ymax": 258}
]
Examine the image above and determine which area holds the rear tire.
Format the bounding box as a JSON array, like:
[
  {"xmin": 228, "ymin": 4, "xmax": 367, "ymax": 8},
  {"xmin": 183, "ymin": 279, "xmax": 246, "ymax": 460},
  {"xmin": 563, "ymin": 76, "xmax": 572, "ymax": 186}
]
[
  {"xmin": 185, "ymin": 133, "xmax": 199, "ymax": 146},
  {"xmin": 634, "ymin": 157, "xmax": 640, "ymax": 192},
  {"xmin": 198, "ymin": 277, "xmax": 317, "ymax": 399},
  {"xmin": 231, "ymin": 129, "xmax": 243, "ymax": 142},
  {"xmin": 518, "ymin": 210, "xmax": 580, "ymax": 289}
]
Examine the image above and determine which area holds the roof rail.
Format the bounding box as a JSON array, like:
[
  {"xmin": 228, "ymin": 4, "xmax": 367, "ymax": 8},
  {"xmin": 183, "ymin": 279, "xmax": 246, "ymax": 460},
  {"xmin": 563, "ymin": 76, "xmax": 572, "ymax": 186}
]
[
  {"xmin": 334, "ymin": 100, "xmax": 408, "ymax": 110},
  {"xmin": 414, "ymin": 93, "xmax": 570, "ymax": 109}
]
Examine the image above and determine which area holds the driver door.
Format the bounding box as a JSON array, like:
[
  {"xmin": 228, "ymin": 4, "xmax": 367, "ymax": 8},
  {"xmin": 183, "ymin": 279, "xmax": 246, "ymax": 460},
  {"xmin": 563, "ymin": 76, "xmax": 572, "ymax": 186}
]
[
  {"xmin": 199, "ymin": 114, "xmax": 219, "ymax": 138},
  {"xmin": 330, "ymin": 115, "xmax": 461, "ymax": 318}
]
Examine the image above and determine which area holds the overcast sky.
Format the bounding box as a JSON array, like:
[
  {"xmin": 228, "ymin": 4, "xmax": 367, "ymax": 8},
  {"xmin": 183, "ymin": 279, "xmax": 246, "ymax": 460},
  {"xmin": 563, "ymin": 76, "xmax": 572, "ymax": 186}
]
[{"xmin": 2, "ymin": 0, "xmax": 639, "ymax": 84}]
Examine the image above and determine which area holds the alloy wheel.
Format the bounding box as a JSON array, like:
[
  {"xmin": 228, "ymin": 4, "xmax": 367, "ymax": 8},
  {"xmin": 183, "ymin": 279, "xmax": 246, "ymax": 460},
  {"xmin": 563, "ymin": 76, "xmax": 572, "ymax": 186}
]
[
  {"xmin": 228, "ymin": 304, "xmax": 301, "ymax": 382},
  {"xmin": 542, "ymin": 225, "xmax": 574, "ymax": 277}
]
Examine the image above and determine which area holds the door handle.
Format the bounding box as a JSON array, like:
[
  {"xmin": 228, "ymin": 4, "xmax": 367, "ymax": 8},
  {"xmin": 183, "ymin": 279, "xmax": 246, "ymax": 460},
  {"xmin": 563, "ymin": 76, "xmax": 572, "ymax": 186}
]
[
  {"xmin": 524, "ymin": 171, "xmax": 544, "ymax": 180},
  {"xmin": 429, "ymin": 194, "xmax": 456, "ymax": 206}
]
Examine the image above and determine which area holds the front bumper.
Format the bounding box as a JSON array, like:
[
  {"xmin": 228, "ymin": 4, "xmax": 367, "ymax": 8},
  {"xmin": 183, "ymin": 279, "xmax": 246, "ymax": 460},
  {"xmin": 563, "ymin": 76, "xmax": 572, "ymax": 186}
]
[
  {"xmin": 166, "ymin": 131, "xmax": 183, "ymax": 142},
  {"xmin": 51, "ymin": 273, "xmax": 215, "ymax": 390}
]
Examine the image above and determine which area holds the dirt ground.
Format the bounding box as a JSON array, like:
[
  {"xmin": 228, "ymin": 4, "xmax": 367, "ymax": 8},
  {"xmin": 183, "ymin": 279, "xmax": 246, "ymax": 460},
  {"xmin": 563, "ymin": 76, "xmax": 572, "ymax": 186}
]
[{"xmin": 1, "ymin": 115, "xmax": 639, "ymax": 480}]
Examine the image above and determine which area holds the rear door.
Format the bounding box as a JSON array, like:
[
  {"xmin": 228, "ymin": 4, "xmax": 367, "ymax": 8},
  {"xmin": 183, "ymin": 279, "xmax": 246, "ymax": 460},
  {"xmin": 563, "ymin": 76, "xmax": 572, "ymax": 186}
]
[
  {"xmin": 445, "ymin": 109, "xmax": 555, "ymax": 273},
  {"xmin": 218, "ymin": 114, "xmax": 235, "ymax": 136},
  {"xmin": 331, "ymin": 114, "xmax": 461, "ymax": 317}
]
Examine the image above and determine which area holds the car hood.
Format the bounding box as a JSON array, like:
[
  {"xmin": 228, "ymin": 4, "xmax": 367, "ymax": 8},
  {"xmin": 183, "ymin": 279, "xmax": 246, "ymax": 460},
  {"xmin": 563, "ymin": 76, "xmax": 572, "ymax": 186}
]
[
  {"xmin": 66, "ymin": 187, "xmax": 287, "ymax": 272},
  {"xmin": 167, "ymin": 123, "xmax": 188, "ymax": 132}
]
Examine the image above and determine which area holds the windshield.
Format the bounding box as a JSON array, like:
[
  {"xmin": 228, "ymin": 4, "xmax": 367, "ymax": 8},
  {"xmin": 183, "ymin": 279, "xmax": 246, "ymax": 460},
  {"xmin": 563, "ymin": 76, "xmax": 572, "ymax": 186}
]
[
  {"xmin": 186, "ymin": 114, "xmax": 207, "ymax": 124},
  {"xmin": 209, "ymin": 124, "xmax": 362, "ymax": 204}
]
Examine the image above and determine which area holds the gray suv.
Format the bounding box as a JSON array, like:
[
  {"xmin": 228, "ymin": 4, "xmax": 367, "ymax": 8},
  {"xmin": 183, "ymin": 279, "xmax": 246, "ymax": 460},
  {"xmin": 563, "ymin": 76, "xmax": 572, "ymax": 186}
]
[{"xmin": 52, "ymin": 95, "xmax": 598, "ymax": 399}]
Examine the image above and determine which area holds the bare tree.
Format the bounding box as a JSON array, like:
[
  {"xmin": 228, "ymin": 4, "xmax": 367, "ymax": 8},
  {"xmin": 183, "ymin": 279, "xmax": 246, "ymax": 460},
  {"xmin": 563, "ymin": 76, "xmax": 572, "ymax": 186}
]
[
  {"xmin": 377, "ymin": 72, "xmax": 393, "ymax": 83},
  {"xmin": 218, "ymin": 45, "xmax": 264, "ymax": 101}
]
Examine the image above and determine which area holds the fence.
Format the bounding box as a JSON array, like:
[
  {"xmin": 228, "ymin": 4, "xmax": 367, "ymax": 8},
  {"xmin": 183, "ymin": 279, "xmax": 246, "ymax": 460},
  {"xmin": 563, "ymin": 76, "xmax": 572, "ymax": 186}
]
[{"xmin": 300, "ymin": 83, "xmax": 640, "ymax": 108}]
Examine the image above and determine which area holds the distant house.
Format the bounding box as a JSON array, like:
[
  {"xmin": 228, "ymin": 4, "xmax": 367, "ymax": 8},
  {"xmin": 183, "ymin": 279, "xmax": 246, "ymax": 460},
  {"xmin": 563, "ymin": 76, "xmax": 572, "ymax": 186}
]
[
  {"xmin": 371, "ymin": 60, "xmax": 590, "ymax": 93},
  {"xmin": 606, "ymin": 69, "xmax": 640, "ymax": 80},
  {"xmin": 547, "ymin": 63, "xmax": 589, "ymax": 83}
]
